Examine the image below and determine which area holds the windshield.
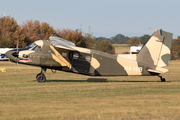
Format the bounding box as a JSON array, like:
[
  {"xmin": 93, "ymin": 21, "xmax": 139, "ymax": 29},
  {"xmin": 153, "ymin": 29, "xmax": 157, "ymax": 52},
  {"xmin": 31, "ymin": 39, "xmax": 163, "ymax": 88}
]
[
  {"xmin": 25, "ymin": 42, "xmax": 41, "ymax": 51},
  {"xmin": 25, "ymin": 43, "xmax": 37, "ymax": 50}
]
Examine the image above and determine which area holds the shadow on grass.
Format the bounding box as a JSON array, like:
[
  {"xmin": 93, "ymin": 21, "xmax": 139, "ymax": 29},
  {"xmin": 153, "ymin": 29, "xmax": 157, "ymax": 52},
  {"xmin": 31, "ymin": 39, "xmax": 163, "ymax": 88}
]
[
  {"xmin": 45, "ymin": 78, "xmax": 108, "ymax": 82},
  {"xmin": 44, "ymin": 78, "xmax": 172, "ymax": 83}
]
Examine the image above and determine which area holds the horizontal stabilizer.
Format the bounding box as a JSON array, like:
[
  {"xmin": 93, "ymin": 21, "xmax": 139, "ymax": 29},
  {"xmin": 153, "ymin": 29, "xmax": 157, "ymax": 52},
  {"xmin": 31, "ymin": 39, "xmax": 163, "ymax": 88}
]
[{"xmin": 148, "ymin": 67, "xmax": 168, "ymax": 74}]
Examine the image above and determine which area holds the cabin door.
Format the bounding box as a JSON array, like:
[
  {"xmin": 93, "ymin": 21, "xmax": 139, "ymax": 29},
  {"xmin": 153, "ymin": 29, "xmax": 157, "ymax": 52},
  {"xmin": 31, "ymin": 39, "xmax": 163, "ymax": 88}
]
[{"xmin": 71, "ymin": 52, "xmax": 91, "ymax": 74}]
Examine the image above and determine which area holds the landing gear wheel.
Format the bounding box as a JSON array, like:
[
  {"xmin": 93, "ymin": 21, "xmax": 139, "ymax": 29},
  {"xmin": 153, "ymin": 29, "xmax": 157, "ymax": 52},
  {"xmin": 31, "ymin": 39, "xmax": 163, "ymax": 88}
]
[
  {"xmin": 161, "ymin": 78, "xmax": 166, "ymax": 82},
  {"xmin": 36, "ymin": 73, "xmax": 46, "ymax": 83},
  {"xmin": 158, "ymin": 75, "xmax": 166, "ymax": 82},
  {"xmin": 36, "ymin": 73, "xmax": 41, "ymax": 79}
]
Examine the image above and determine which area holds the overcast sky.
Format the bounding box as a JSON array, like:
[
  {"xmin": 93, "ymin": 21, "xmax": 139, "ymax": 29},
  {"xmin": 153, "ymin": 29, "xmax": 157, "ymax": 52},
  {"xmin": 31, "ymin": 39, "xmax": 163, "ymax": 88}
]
[{"xmin": 1, "ymin": 0, "xmax": 180, "ymax": 38}]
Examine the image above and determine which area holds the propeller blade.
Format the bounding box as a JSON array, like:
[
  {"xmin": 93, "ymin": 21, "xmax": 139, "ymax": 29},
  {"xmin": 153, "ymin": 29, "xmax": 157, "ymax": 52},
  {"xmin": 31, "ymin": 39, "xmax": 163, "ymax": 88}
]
[
  {"xmin": 14, "ymin": 57, "xmax": 17, "ymax": 72},
  {"xmin": 14, "ymin": 58, "xmax": 20, "ymax": 72},
  {"xmin": 17, "ymin": 62, "xmax": 20, "ymax": 71},
  {"xmin": 14, "ymin": 36, "xmax": 20, "ymax": 72},
  {"xmin": 16, "ymin": 36, "xmax": 19, "ymax": 53}
]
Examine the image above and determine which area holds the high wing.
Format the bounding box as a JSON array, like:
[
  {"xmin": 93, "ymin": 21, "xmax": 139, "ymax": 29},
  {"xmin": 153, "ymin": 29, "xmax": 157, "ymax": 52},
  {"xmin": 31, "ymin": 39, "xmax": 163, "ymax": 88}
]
[
  {"xmin": 49, "ymin": 36, "xmax": 92, "ymax": 54},
  {"xmin": 49, "ymin": 36, "xmax": 77, "ymax": 51}
]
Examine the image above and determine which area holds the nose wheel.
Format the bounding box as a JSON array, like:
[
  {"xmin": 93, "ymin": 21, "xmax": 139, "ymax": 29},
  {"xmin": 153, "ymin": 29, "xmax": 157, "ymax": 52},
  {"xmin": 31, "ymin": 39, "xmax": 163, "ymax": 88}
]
[{"xmin": 36, "ymin": 67, "xmax": 47, "ymax": 82}]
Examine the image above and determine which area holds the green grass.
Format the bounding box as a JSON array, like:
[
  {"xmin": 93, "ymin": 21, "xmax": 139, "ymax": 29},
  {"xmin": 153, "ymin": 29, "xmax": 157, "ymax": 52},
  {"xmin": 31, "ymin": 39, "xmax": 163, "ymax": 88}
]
[{"xmin": 0, "ymin": 61, "xmax": 180, "ymax": 119}]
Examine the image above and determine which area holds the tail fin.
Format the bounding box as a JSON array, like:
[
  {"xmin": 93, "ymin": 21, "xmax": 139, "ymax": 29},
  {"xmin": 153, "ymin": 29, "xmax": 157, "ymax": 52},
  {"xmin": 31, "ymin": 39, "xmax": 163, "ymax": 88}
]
[{"xmin": 137, "ymin": 29, "xmax": 173, "ymax": 68}]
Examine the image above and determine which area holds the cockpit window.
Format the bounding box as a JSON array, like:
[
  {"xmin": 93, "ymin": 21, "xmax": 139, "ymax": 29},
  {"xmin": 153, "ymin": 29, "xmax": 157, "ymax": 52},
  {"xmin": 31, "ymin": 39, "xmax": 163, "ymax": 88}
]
[
  {"xmin": 33, "ymin": 46, "xmax": 41, "ymax": 51},
  {"xmin": 25, "ymin": 43, "xmax": 41, "ymax": 51},
  {"xmin": 25, "ymin": 43, "xmax": 37, "ymax": 50}
]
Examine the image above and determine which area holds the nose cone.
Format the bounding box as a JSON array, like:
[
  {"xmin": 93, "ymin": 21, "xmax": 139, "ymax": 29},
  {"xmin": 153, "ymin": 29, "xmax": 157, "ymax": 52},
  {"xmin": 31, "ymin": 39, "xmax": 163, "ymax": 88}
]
[{"xmin": 5, "ymin": 50, "xmax": 19, "ymax": 62}]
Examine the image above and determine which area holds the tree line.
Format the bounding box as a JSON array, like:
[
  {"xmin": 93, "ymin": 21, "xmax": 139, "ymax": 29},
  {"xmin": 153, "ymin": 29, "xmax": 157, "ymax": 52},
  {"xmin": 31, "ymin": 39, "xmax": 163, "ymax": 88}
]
[
  {"xmin": 0, "ymin": 16, "xmax": 180, "ymax": 59},
  {"xmin": 95, "ymin": 34, "xmax": 151, "ymax": 46},
  {"xmin": 95, "ymin": 32, "xmax": 180, "ymax": 60},
  {"xmin": 0, "ymin": 16, "xmax": 114, "ymax": 53},
  {"xmin": 0, "ymin": 16, "xmax": 151, "ymax": 54}
]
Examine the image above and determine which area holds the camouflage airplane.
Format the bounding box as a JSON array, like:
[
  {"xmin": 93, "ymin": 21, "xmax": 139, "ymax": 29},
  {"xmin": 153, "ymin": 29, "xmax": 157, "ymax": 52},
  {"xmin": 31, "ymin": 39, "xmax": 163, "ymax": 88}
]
[{"xmin": 5, "ymin": 29, "xmax": 173, "ymax": 82}]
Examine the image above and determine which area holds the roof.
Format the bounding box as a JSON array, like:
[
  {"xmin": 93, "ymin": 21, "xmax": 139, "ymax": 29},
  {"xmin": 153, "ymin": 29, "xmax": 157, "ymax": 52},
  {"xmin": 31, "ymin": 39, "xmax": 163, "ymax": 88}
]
[{"xmin": 130, "ymin": 46, "xmax": 143, "ymax": 52}]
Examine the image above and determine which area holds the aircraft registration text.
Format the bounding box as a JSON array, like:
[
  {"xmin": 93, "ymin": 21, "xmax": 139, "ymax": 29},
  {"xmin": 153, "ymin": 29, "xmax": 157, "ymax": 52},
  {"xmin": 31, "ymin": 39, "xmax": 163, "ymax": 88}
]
[{"xmin": 124, "ymin": 66, "xmax": 143, "ymax": 72}]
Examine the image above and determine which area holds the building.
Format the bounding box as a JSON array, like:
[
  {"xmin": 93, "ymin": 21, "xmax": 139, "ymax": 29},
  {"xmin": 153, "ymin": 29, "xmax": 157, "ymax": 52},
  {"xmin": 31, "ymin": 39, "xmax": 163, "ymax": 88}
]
[
  {"xmin": 130, "ymin": 46, "xmax": 143, "ymax": 54},
  {"xmin": 0, "ymin": 48, "xmax": 14, "ymax": 60}
]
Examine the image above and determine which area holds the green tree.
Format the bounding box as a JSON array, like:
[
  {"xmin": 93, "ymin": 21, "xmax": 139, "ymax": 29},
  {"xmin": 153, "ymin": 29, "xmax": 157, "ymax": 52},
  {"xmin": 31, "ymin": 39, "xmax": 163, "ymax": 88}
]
[
  {"xmin": 127, "ymin": 37, "xmax": 140, "ymax": 46},
  {"xmin": 139, "ymin": 34, "xmax": 151, "ymax": 45},
  {"xmin": 111, "ymin": 34, "xmax": 130, "ymax": 44},
  {"xmin": 0, "ymin": 38, "xmax": 11, "ymax": 48},
  {"xmin": 95, "ymin": 37, "xmax": 107, "ymax": 43},
  {"xmin": 94, "ymin": 41, "xmax": 115, "ymax": 54}
]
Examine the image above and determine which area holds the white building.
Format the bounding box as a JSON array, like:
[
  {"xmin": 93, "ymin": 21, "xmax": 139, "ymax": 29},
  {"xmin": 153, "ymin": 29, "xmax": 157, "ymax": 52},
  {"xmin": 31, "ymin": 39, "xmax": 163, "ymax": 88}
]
[
  {"xmin": 130, "ymin": 46, "xmax": 143, "ymax": 54},
  {"xmin": 0, "ymin": 48, "xmax": 14, "ymax": 60}
]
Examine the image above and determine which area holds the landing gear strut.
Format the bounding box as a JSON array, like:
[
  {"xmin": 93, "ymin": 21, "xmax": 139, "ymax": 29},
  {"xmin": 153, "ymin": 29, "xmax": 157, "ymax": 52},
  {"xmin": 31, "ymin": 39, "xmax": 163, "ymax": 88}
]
[
  {"xmin": 158, "ymin": 75, "xmax": 166, "ymax": 82},
  {"xmin": 36, "ymin": 67, "xmax": 47, "ymax": 83}
]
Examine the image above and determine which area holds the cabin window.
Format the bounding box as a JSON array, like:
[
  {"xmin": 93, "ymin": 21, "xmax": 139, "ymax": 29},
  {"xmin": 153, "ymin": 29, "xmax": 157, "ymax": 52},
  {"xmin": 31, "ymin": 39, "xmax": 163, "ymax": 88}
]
[
  {"xmin": 23, "ymin": 54, "xmax": 28, "ymax": 58},
  {"xmin": 73, "ymin": 53, "xmax": 91, "ymax": 61},
  {"xmin": 85, "ymin": 55, "xmax": 91, "ymax": 62},
  {"xmin": 62, "ymin": 52, "xmax": 67, "ymax": 58},
  {"xmin": 73, "ymin": 53, "xmax": 79, "ymax": 59}
]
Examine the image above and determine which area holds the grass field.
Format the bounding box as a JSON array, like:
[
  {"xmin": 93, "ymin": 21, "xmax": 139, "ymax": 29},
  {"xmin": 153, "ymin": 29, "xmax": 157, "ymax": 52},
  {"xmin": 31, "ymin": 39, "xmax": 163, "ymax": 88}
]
[
  {"xmin": 0, "ymin": 60, "xmax": 180, "ymax": 120},
  {"xmin": 112, "ymin": 44, "xmax": 130, "ymax": 54}
]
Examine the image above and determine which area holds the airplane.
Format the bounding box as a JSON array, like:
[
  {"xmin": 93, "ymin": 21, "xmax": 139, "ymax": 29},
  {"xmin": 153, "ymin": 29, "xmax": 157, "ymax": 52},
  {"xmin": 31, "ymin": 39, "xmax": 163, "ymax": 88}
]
[{"xmin": 5, "ymin": 29, "xmax": 173, "ymax": 82}]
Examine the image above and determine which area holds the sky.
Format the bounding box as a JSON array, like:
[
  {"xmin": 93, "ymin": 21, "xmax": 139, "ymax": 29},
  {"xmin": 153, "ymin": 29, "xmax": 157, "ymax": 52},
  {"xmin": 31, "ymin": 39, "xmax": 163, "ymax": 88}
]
[{"xmin": 1, "ymin": 0, "xmax": 180, "ymax": 39}]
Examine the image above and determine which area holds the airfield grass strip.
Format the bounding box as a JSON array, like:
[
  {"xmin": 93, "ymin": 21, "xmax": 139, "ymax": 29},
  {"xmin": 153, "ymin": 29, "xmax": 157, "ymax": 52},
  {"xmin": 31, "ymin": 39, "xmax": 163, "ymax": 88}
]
[{"xmin": 0, "ymin": 61, "xmax": 180, "ymax": 119}]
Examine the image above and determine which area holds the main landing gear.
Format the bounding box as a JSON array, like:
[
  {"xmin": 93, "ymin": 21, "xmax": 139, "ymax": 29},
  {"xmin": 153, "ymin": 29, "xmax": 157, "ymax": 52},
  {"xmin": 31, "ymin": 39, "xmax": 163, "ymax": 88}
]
[
  {"xmin": 158, "ymin": 75, "xmax": 166, "ymax": 82},
  {"xmin": 36, "ymin": 67, "xmax": 47, "ymax": 83}
]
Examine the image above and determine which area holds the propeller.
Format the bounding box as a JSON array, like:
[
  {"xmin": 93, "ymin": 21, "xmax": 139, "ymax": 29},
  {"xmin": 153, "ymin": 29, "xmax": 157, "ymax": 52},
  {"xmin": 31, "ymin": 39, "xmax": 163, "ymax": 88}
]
[{"xmin": 14, "ymin": 36, "xmax": 20, "ymax": 72}]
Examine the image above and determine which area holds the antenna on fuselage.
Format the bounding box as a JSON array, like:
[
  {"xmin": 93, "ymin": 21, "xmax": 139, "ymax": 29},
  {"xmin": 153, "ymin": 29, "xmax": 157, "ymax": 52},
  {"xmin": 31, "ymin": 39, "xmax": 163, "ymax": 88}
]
[
  {"xmin": 4, "ymin": 12, "xmax": 6, "ymax": 17},
  {"xmin": 149, "ymin": 27, "xmax": 157, "ymax": 31},
  {"xmin": 80, "ymin": 22, "xmax": 82, "ymax": 32},
  {"xmin": 88, "ymin": 23, "xmax": 91, "ymax": 33}
]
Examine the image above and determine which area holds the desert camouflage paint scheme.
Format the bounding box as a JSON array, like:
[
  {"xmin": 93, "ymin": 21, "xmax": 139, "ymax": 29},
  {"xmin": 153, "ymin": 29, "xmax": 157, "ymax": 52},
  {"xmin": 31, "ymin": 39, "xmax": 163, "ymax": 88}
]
[{"xmin": 6, "ymin": 29, "xmax": 173, "ymax": 82}]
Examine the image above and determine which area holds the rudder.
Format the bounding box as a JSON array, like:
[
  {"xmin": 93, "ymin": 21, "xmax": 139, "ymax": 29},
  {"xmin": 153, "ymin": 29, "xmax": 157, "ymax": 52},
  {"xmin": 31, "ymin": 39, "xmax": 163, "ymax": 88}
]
[{"xmin": 157, "ymin": 30, "xmax": 173, "ymax": 67}]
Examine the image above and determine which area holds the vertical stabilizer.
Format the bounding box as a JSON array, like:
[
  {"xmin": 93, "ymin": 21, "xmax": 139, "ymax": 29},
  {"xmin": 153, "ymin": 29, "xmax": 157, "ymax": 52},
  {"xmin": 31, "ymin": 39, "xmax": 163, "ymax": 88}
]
[{"xmin": 137, "ymin": 29, "xmax": 173, "ymax": 68}]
